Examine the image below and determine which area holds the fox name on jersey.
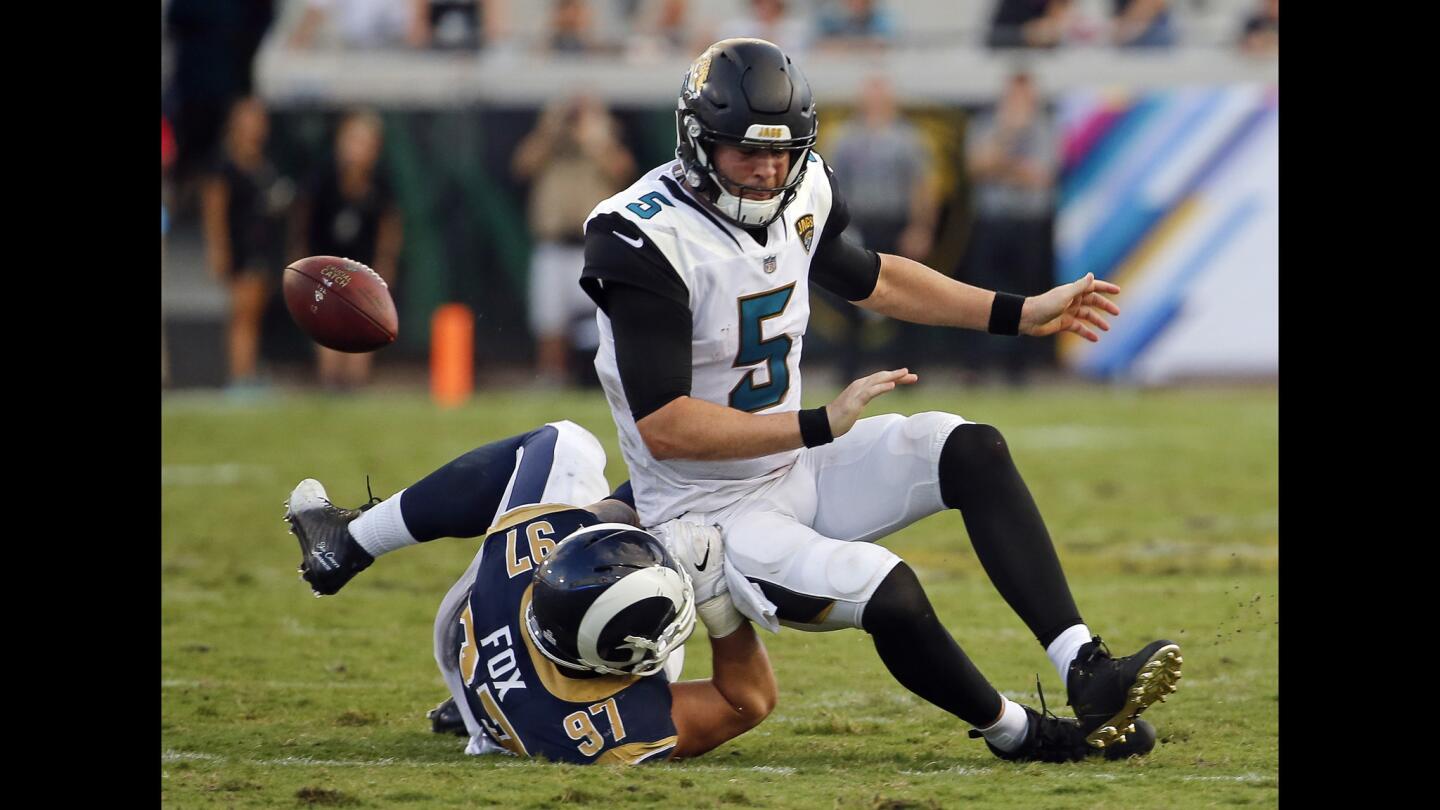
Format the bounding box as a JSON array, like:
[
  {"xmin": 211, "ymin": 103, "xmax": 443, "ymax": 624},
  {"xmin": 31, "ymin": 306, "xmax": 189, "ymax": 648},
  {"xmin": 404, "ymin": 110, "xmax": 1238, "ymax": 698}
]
[
  {"xmin": 581, "ymin": 154, "xmax": 841, "ymax": 524},
  {"xmin": 450, "ymin": 504, "xmax": 681, "ymax": 765}
]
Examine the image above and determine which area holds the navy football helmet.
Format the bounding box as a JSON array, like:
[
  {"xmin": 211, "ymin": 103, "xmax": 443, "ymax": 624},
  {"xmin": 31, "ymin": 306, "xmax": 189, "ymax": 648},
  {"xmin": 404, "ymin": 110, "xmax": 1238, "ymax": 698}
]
[
  {"xmin": 675, "ymin": 38, "xmax": 818, "ymax": 227},
  {"xmin": 526, "ymin": 523, "xmax": 696, "ymax": 677}
]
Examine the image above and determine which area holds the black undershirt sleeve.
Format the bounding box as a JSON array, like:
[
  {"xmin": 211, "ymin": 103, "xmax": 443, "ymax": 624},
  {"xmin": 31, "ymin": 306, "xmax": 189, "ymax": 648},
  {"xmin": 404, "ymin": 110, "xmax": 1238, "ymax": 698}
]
[
  {"xmin": 604, "ymin": 283, "xmax": 693, "ymax": 422},
  {"xmin": 809, "ymin": 159, "xmax": 882, "ymax": 302},
  {"xmin": 580, "ymin": 211, "xmax": 694, "ymax": 422}
]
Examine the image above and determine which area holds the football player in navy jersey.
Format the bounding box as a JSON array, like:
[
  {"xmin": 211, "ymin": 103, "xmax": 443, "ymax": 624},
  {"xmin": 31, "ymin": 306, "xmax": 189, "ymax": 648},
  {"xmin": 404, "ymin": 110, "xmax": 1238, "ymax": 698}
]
[
  {"xmin": 285, "ymin": 421, "xmax": 775, "ymax": 764},
  {"xmin": 575, "ymin": 38, "xmax": 1179, "ymax": 762}
]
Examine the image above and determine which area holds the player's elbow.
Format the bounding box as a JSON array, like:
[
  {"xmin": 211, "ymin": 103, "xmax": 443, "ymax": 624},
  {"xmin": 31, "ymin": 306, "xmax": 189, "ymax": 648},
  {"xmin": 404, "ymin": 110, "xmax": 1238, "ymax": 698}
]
[
  {"xmin": 636, "ymin": 399, "xmax": 695, "ymax": 460},
  {"xmin": 639, "ymin": 428, "xmax": 685, "ymax": 461},
  {"xmin": 743, "ymin": 677, "xmax": 777, "ymax": 729},
  {"xmin": 750, "ymin": 683, "xmax": 778, "ymax": 725},
  {"xmin": 735, "ymin": 672, "xmax": 778, "ymax": 729}
]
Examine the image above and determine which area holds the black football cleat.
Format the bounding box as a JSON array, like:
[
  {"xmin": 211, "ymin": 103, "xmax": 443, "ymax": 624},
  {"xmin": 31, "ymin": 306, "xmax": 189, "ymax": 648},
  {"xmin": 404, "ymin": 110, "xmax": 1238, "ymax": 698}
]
[
  {"xmin": 970, "ymin": 704, "xmax": 1092, "ymax": 763},
  {"xmin": 1067, "ymin": 636, "xmax": 1182, "ymax": 749},
  {"xmin": 284, "ymin": 479, "xmax": 377, "ymax": 596},
  {"xmin": 970, "ymin": 701, "xmax": 1158, "ymax": 762},
  {"xmin": 427, "ymin": 697, "xmax": 469, "ymax": 736},
  {"xmin": 1104, "ymin": 716, "xmax": 1157, "ymax": 760}
]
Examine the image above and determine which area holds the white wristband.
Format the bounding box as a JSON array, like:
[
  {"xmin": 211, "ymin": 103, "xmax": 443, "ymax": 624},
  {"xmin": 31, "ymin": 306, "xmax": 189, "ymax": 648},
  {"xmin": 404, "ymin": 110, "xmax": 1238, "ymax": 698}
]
[{"xmin": 697, "ymin": 593, "xmax": 745, "ymax": 638}]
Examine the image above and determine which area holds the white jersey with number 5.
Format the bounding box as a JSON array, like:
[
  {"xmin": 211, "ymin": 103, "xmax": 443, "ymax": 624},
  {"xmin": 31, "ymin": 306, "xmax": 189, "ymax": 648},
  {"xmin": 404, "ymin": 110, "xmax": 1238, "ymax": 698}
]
[{"xmin": 583, "ymin": 155, "xmax": 841, "ymax": 525}]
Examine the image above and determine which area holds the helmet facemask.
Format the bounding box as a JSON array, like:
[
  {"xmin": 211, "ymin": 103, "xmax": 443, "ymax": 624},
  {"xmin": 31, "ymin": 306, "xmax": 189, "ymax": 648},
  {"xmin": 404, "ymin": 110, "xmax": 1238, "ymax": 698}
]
[
  {"xmin": 525, "ymin": 523, "xmax": 698, "ymax": 677},
  {"xmin": 676, "ymin": 110, "xmax": 816, "ymax": 229}
]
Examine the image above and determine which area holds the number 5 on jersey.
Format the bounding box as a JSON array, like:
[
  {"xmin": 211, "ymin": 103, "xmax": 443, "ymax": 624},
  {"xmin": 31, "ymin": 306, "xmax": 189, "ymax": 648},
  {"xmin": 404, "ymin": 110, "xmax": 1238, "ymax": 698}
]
[{"xmin": 729, "ymin": 283, "xmax": 795, "ymax": 412}]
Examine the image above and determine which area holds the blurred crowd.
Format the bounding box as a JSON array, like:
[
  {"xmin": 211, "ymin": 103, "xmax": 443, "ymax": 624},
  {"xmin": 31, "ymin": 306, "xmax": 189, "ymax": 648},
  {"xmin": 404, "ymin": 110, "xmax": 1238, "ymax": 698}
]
[
  {"xmin": 272, "ymin": 0, "xmax": 1279, "ymax": 57},
  {"xmin": 162, "ymin": 0, "xmax": 1277, "ymax": 393}
]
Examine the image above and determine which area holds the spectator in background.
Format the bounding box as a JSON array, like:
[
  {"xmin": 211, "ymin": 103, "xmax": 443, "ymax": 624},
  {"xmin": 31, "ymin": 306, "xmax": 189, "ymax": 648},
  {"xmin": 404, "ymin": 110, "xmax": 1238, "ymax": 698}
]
[
  {"xmin": 718, "ymin": 0, "xmax": 809, "ymax": 56},
  {"xmin": 288, "ymin": 0, "xmax": 412, "ymax": 49},
  {"xmin": 1111, "ymin": 0, "xmax": 1175, "ymax": 48},
  {"xmin": 548, "ymin": 0, "xmax": 597, "ymax": 55},
  {"xmin": 987, "ymin": 0, "xmax": 1073, "ymax": 49},
  {"xmin": 164, "ymin": 0, "xmax": 275, "ymax": 188},
  {"xmin": 963, "ymin": 72, "xmax": 1057, "ymax": 385},
  {"xmin": 163, "ymin": 116, "xmax": 178, "ymax": 389},
  {"xmin": 815, "ymin": 0, "xmax": 898, "ymax": 52},
  {"xmin": 825, "ymin": 76, "xmax": 939, "ymax": 380},
  {"xmin": 291, "ymin": 110, "xmax": 403, "ymax": 392},
  {"xmin": 201, "ymin": 97, "xmax": 295, "ymax": 393},
  {"xmin": 512, "ymin": 95, "xmax": 635, "ymax": 386},
  {"xmin": 1238, "ymin": 0, "xmax": 1278, "ymax": 57},
  {"xmin": 624, "ymin": 0, "xmax": 695, "ymax": 60},
  {"xmin": 412, "ymin": 0, "xmax": 507, "ymax": 51}
]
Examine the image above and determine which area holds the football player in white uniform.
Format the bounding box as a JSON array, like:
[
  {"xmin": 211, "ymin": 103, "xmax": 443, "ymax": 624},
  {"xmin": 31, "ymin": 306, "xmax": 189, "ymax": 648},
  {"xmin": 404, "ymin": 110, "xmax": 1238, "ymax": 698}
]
[{"xmin": 578, "ymin": 39, "xmax": 1180, "ymax": 762}]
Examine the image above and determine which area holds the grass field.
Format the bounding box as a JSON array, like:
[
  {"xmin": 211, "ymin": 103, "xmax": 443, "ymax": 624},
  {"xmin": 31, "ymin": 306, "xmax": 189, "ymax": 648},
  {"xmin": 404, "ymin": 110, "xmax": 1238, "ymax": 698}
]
[{"xmin": 162, "ymin": 383, "xmax": 1278, "ymax": 808}]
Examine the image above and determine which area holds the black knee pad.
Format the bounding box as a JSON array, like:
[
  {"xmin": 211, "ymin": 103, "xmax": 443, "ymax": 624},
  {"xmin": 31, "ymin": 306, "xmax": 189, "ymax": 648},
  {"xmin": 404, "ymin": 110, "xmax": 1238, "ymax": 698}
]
[
  {"xmin": 862, "ymin": 562, "xmax": 935, "ymax": 636},
  {"xmin": 939, "ymin": 423, "xmax": 1011, "ymax": 509}
]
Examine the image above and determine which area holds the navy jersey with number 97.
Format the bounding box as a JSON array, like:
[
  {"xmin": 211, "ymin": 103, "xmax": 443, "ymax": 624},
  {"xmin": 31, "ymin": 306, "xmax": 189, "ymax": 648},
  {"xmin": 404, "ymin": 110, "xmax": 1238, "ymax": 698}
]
[{"xmin": 452, "ymin": 503, "xmax": 679, "ymax": 765}]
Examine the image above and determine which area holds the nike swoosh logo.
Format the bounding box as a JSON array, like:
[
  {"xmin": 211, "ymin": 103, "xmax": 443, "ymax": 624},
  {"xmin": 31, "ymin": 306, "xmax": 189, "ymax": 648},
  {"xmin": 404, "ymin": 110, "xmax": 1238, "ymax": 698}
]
[
  {"xmin": 695, "ymin": 540, "xmax": 711, "ymax": 571},
  {"xmin": 614, "ymin": 232, "xmax": 645, "ymax": 249}
]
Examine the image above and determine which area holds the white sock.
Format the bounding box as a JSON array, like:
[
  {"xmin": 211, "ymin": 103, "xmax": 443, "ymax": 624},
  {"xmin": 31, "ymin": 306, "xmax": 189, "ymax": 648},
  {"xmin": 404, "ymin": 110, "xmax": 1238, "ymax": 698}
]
[
  {"xmin": 349, "ymin": 489, "xmax": 417, "ymax": 558},
  {"xmin": 979, "ymin": 698, "xmax": 1030, "ymax": 753},
  {"xmin": 1046, "ymin": 624, "xmax": 1093, "ymax": 689}
]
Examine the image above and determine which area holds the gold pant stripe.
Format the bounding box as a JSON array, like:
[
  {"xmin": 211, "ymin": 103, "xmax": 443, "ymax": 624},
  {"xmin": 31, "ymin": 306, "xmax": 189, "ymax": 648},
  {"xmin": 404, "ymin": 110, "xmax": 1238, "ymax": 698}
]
[
  {"xmin": 476, "ymin": 683, "xmax": 529, "ymax": 757},
  {"xmin": 595, "ymin": 737, "xmax": 679, "ymax": 766}
]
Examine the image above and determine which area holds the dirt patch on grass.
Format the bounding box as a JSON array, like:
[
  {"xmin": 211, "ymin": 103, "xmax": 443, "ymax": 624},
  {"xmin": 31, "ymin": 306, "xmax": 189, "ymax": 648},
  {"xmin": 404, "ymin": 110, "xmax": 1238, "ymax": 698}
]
[{"xmin": 295, "ymin": 786, "xmax": 359, "ymax": 806}]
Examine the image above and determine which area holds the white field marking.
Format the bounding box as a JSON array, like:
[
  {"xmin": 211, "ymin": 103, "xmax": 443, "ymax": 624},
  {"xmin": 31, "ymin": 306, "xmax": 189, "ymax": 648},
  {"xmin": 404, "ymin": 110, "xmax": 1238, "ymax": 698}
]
[
  {"xmin": 748, "ymin": 766, "xmax": 797, "ymax": 775},
  {"xmin": 161, "ymin": 750, "xmax": 1272, "ymax": 782},
  {"xmin": 1124, "ymin": 540, "xmax": 1278, "ymax": 560},
  {"xmin": 255, "ymin": 756, "xmax": 404, "ymax": 767},
  {"xmin": 768, "ymin": 714, "xmax": 895, "ymax": 726},
  {"xmin": 787, "ymin": 691, "xmax": 918, "ymax": 710},
  {"xmin": 163, "ymin": 678, "xmax": 440, "ymax": 690},
  {"xmin": 162, "ymin": 750, "xmax": 225, "ymax": 762},
  {"xmin": 161, "ymin": 463, "xmax": 271, "ymax": 487},
  {"xmin": 277, "ymin": 617, "xmax": 403, "ymax": 638},
  {"xmin": 162, "ymin": 751, "xmax": 449, "ymax": 769},
  {"xmin": 898, "ymin": 765, "xmax": 994, "ymax": 777},
  {"xmin": 161, "ymin": 751, "xmax": 798, "ymax": 772},
  {"xmin": 1005, "ymin": 426, "xmax": 1139, "ymax": 449},
  {"xmin": 160, "ymin": 589, "xmax": 226, "ymax": 603},
  {"xmin": 1183, "ymin": 774, "xmax": 1275, "ymax": 784},
  {"xmin": 999, "ymin": 690, "xmax": 1042, "ymax": 702}
]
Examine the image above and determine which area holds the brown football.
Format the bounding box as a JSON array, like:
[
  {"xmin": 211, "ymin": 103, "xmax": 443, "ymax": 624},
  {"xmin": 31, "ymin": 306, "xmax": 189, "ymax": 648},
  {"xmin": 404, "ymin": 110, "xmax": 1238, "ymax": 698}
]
[{"xmin": 282, "ymin": 256, "xmax": 398, "ymax": 353}]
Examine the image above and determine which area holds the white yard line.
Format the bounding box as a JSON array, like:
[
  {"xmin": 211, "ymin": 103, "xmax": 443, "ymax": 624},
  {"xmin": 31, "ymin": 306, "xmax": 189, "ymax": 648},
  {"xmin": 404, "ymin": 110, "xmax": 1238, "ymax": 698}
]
[
  {"xmin": 162, "ymin": 679, "xmax": 423, "ymax": 690},
  {"xmin": 161, "ymin": 463, "xmax": 271, "ymax": 487},
  {"xmin": 160, "ymin": 749, "xmax": 1274, "ymax": 784}
]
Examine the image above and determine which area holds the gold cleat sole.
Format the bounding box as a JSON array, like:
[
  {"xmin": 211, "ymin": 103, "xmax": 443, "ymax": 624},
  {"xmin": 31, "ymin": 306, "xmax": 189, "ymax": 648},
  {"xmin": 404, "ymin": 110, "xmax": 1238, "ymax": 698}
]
[{"xmin": 1086, "ymin": 644, "xmax": 1182, "ymax": 749}]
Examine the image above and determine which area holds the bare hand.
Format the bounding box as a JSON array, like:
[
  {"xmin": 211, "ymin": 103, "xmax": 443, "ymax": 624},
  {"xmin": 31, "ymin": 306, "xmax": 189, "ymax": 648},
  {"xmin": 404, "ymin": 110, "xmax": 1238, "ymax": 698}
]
[
  {"xmin": 825, "ymin": 369, "xmax": 919, "ymax": 438},
  {"xmin": 1019, "ymin": 273, "xmax": 1121, "ymax": 342}
]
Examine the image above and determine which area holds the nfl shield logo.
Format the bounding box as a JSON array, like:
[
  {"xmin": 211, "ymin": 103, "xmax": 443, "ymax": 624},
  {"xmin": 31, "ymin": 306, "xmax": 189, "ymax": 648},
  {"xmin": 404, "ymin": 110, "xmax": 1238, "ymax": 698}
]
[
  {"xmin": 763, "ymin": 255, "xmax": 777, "ymax": 274},
  {"xmin": 795, "ymin": 214, "xmax": 815, "ymax": 254}
]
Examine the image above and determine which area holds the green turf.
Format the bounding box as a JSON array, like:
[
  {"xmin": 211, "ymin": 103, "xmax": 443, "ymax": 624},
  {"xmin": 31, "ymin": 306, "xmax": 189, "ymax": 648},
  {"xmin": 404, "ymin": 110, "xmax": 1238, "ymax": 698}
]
[{"xmin": 162, "ymin": 384, "xmax": 1278, "ymax": 808}]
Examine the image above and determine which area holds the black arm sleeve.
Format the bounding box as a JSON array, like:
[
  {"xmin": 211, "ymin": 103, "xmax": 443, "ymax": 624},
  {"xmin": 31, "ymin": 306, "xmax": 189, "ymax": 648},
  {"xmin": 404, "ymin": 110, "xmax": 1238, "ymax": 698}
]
[
  {"xmin": 809, "ymin": 159, "xmax": 882, "ymax": 302},
  {"xmin": 579, "ymin": 211, "xmax": 694, "ymax": 421},
  {"xmin": 605, "ymin": 283, "xmax": 693, "ymax": 422}
]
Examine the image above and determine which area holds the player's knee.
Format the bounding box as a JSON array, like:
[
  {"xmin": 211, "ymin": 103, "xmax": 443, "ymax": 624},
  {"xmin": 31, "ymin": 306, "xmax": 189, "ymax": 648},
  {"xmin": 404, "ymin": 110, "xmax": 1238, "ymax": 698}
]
[
  {"xmin": 861, "ymin": 562, "xmax": 935, "ymax": 636},
  {"xmin": 548, "ymin": 419, "xmax": 600, "ymax": 448},
  {"xmin": 938, "ymin": 423, "xmax": 1010, "ymax": 509}
]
